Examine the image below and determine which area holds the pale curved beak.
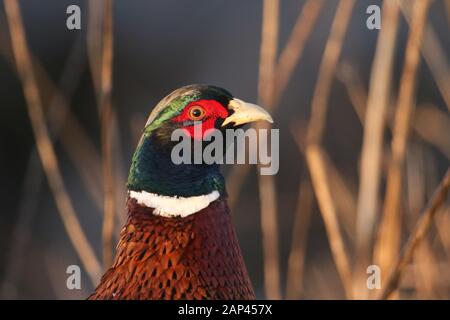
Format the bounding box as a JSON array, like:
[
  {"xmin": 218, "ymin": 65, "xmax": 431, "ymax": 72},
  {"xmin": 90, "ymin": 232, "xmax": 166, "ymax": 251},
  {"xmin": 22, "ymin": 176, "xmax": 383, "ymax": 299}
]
[{"xmin": 221, "ymin": 98, "xmax": 273, "ymax": 127}]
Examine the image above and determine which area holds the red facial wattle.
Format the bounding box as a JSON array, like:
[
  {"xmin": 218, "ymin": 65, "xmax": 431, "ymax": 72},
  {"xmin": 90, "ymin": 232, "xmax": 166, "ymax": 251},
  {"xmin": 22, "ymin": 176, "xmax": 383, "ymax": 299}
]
[{"xmin": 172, "ymin": 99, "xmax": 228, "ymax": 140}]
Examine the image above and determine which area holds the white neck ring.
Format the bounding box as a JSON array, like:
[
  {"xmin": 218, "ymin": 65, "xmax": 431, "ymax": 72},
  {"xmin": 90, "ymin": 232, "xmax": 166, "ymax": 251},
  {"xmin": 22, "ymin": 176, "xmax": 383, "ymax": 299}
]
[{"xmin": 128, "ymin": 190, "xmax": 220, "ymax": 218}]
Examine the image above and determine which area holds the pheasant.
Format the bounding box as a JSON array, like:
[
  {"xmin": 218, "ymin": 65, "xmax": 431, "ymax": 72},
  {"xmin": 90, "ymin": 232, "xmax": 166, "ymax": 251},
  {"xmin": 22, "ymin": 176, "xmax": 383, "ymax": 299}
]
[{"xmin": 89, "ymin": 85, "xmax": 273, "ymax": 300}]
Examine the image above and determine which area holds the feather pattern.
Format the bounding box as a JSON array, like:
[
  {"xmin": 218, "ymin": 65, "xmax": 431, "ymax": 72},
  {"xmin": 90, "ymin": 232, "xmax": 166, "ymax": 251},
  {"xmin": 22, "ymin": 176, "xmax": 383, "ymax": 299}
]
[{"xmin": 89, "ymin": 197, "xmax": 255, "ymax": 300}]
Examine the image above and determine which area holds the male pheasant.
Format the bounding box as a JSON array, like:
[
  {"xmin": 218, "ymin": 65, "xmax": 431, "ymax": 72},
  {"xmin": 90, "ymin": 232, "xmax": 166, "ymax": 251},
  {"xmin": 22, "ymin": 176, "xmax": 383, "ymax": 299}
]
[{"xmin": 89, "ymin": 85, "xmax": 273, "ymax": 300}]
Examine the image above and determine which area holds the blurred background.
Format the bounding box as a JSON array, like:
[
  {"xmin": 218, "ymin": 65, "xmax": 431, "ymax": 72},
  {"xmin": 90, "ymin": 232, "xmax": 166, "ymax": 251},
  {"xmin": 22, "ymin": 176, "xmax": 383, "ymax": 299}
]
[{"xmin": 0, "ymin": 0, "xmax": 449, "ymax": 299}]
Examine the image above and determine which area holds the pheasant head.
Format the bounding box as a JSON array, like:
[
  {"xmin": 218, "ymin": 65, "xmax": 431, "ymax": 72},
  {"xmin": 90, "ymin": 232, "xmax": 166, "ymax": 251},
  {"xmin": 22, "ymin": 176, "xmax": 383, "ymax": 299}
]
[{"xmin": 90, "ymin": 85, "xmax": 273, "ymax": 300}]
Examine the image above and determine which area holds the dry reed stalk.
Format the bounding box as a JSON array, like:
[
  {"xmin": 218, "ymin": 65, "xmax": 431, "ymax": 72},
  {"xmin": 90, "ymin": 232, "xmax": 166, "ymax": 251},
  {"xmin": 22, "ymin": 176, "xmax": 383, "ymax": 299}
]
[
  {"xmin": 413, "ymin": 106, "xmax": 450, "ymax": 160},
  {"xmin": 322, "ymin": 150, "xmax": 357, "ymax": 242},
  {"xmin": 4, "ymin": 0, "xmax": 102, "ymax": 285},
  {"xmin": 285, "ymin": 178, "xmax": 313, "ymax": 299},
  {"xmin": 405, "ymin": 145, "xmax": 436, "ymax": 298},
  {"xmin": 338, "ymin": 61, "xmax": 393, "ymax": 131},
  {"xmin": 34, "ymin": 59, "xmax": 103, "ymax": 210},
  {"xmin": 378, "ymin": 167, "xmax": 450, "ymax": 299},
  {"xmin": 414, "ymin": 239, "xmax": 441, "ymax": 298},
  {"xmin": 257, "ymin": 171, "xmax": 281, "ymax": 299},
  {"xmin": 435, "ymin": 207, "xmax": 450, "ymax": 255},
  {"xmin": 338, "ymin": 67, "xmax": 450, "ymax": 293},
  {"xmin": 226, "ymin": 0, "xmax": 325, "ymax": 208},
  {"xmin": 273, "ymin": 0, "xmax": 324, "ymax": 106},
  {"xmin": 336, "ymin": 62, "xmax": 367, "ymax": 123},
  {"xmin": 418, "ymin": 147, "xmax": 450, "ymax": 299},
  {"xmin": 306, "ymin": 144, "xmax": 353, "ymax": 298},
  {"xmin": 306, "ymin": 0, "xmax": 355, "ymax": 144},
  {"xmin": 337, "ymin": 61, "xmax": 450, "ymax": 161},
  {"xmin": 100, "ymin": 0, "xmax": 116, "ymax": 269},
  {"xmin": 0, "ymin": 28, "xmax": 101, "ymax": 296},
  {"xmin": 291, "ymin": 119, "xmax": 358, "ymax": 288},
  {"xmin": 257, "ymin": 0, "xmax": 281, "ymax": 300},
  {"xmin": 304, "ymin": 0, "xmax": 355, "ymax": 299},
  {"xmin": 375, "ymin": 0, "xmax": 432, "ymax": 297},
  {"xmin": 406, "ymin": 144, "xmax": 425, "ymax": 221},
  {"xmin": 111, "ymin": 117, "xmax": 127, "ymax": 229},
  {"xmin": 400, "ymin": 3, "xmax": 450, "ymax": 112},
  {"xmin": 400, "ymin": 262, "xmax": 450, "ymax": 290},
  {"xmin": 424, "ymin": 147, "xmax": 440, "ymax": 199},
  {"xmin": 258, "ymin": 0, "xmax": 279, "ymax": 108},
  {"xmin": 34, "ymin": 59, "xmax": 105, "ymax": 211},
  {"xmin": 88, "ymin": 0, "xmax": 125, "ymax": 249},
  {"xmin": 57, "ymin": 117, "xmax": 103, "ymax": 206},
  {"xmin": 292, "ymin": 125, "xmax": 356, "ymax": 242},
  {"xmin": 354, "ymin": 0, "xmax": 400, "ymax": 298},
  {"xmin": 0, "ymin": 25, "xmax": 104, "ymax": 211},
  {"xmin": 0, "ymin": 18, "xmax": 91, "ymax": 293},
  {"xmin": 292, "ymin": 119, "xmax": 360, "ymax": 296},
  {"xmin": 87, "ymin": 0, "xmax": 103, "ymax": 98}
]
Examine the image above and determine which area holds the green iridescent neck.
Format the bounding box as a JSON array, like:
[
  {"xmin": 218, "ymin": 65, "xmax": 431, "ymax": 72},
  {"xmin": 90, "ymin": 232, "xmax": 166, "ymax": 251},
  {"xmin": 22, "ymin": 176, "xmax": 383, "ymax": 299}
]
[{"xmin": 127, "ymin": 134, "xmax": 225, "ymax": 197}]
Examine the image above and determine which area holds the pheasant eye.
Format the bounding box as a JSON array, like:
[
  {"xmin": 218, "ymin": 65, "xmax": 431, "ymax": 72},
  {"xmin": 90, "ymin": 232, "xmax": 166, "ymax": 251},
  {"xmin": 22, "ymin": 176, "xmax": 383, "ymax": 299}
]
[{"xmin": 188, "ymin": 106, "xmax": 206, "ymax": 121}]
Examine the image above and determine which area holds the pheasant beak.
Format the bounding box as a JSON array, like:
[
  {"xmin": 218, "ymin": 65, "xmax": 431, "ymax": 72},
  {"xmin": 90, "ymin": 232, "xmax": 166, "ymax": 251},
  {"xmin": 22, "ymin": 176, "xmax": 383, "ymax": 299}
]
[{"xmin": 221, "ymin": 98, "xmax": 273, "ymax": 127}]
